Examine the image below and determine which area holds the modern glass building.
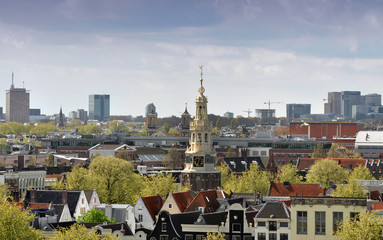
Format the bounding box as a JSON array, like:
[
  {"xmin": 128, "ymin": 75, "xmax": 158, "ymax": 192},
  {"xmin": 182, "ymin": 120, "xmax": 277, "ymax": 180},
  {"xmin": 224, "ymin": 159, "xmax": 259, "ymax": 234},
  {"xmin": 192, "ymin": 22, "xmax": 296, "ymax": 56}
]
[{"xmin": 89, "ymin": 94, "xmax": 110, "ymax": 122}]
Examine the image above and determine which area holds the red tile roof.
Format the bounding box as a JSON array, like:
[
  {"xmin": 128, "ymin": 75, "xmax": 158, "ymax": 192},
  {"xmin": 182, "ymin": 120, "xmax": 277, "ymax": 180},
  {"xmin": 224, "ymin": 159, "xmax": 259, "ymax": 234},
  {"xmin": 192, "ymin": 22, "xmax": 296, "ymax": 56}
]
[
  {"xmin": 46, "ymin": 174, "xmax": 63, "ymax": 180},
  {"xmin": 371, "ymin": 202, "xmax": 383, "ymax": 211},
  {"xmin": 172, "ymin": 191, "xmax": 194, "ymax": 213},
  {"xmin": 28, "ymin": 202, "xmax": 50, "ymax": 210},
  {"xmin": 216, "ymin": 190, "xmax": 229, "ymax": 199},
  {"xmin": 141, "ymin": 194, "xmax": 164, "ymax": 220},
  {"xmin": 268, "ymin": 182, "xmax": 325, "ymax": 197},
  {"xmin": 370, "ymin": 190, "xmax": 382, "ymax": 201},
  {"xmin": 184, "ymin": 190, "xmax": 221, "ymax": 213},
  {"xmin": 297, "ymin": 158, "xmax": 367, "ymax": 171}
]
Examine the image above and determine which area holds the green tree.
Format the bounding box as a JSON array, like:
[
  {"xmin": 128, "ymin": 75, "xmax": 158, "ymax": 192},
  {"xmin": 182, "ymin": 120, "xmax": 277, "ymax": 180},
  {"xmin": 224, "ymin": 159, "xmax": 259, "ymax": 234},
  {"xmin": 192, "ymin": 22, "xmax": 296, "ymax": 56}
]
[
  {"xmin": 49, "ymin": 223, "xmax": 116, "ymax": 240},
  {"xmin": 168, "ymin": 128, "xmax": 179, "ymax": 136},
  {"xmin": 77, "ymin": 124, "xmax": 101, "ymax": 135},
  {"xmin": 311, "ymin": 143, "xmax": 326, "ymax": 158},
  {"xmin": 203, "ymin": 232, "xmax": 226, "ymax": 240},
  {"xmin": 327, "ymin": 143, "xmax": 341, "ymax": 158},
  {"xmin": 225, "ymin": 147, "xmax": 236, "ymax": 158},
  {"xmin": 334, "ymin": 211, "xmax": 383, "ymax": 240},
  {"xmin": 229, "ymin": 119, "xmax": 238, "ymax": 129},
  {"xmin": 348, "ymin": 165, "xmax": 375, "ymax": 181},
  {"xmin": 211, "ymin": 128, "xmax": 220, "ymax": 136},
  {"xmin": 216, "ymin": 117, "xmax": 222, "ymax": 128},
  {"xmin": 163, "ymin": 146, "xmax": 182, "ymax": 169},
  {"xmin": 77, "ymin": 209, "xmax": 116, "ymax": 224},
  {"xmin": 46, "ymin": 153, "xmax": 55, "ymax": 167},
  {"xmin": 163, "ymin": 122, "xmax": 170, "ymax": 133},
  {"xmin": 115, "ymin": 150, "xmax": 131, "ymax": 161},
  {"xmin": 0, "ymin": 201, "xmax": 41, "ymax": 240},
  {"xmin": 109, "ymin": 120, "xmax": 125, "ymax": 133},
  {"xmin": 0, "ymin": 138, "xmax": 7, "ymax": 145},
  {"xmin": 66, "ymin": 166, "xmax": 92, "ymax": 190},
  {"xmin": 332, "ymin": 180, "xmax": 368, "ymax": 198},
  {"xmin": 277, "ymin": 164, "xmax": 302, "ymax": 183},
  {"xmin": 306, "ymin": 159, "xmax": 349, "ymax": 188},
  {"xmin": 27, "ymin": 156, "xmax": 36, "ymax": 168},
  {"xmin": 29, "ymin": 123, "xmax": 58, "ymax": 137},
  {"xmin": 140, "ymin": 173, "xmax": 179, "ymax": 200},
  {"xmin": 0, "ymin": 184, "xmax": 11, "ymax": 201}
]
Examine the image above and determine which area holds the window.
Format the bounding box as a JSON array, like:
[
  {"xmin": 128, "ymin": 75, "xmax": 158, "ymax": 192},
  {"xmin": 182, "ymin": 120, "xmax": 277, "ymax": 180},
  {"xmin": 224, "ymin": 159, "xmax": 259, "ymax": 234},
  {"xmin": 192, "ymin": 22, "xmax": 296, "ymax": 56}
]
[
  {"xmin": 80, "ymin": 207, "xmax": 85, "ymax": 214},
  {"xmin": 261, "ymin": 151, "xmax": 267, "ymax": 156},
  {"xmin": 82, "ymin": 198, "xmax": 84, "ymax": 204},
  {"xmin": 315, "ymin": 212, "xmax": 326, "ymax": 235},
  {"xmin": 269, "ymin": 233, "xmax": 277, "ymax": 240},
  {"xmin": 333, "ymin": 212, "xmax": 343, "ymax": 232},
  {"xmin": 258, "ymin": 221, "xmax": 266, "ymax": 227},
  {"xmin": 94, "ymin": 197, "xmax": 97, "ymax": 203},
  {"xmin": 257, "ymin": 233, "xmax": 266, "ymax": 240},
  {"xmin": 297, "ymin": 211, "xmax": 307, "ymax": 234},
  {"xmin": 269, "ymin": 221, "xmax": 277, "ymax": 231},
  {"xmin": 243, "ymin": 236, "xmax": 252, "ymax": 240},
  {"xmin": 232, "ymin": 236, "xmax": 241, "ymax": 240},
  {"xmin": 138, "ymin": 214, "xmax": 143, "ymax": 222},
  {"xmin": 350, "ymin": 212, "xmax": 360, "ymax": 221},
  {"xmin": 196, "ymin": 235, "xmax": 204, "ymax": 240},
  {"xmin": 280, "ymin": 233, "xmax": 288, "ymax": 240},
  {"xmin": 162, "ymin": 223, "xmax": 167, "ymax": 232},
  {"xmin": 160, "ymin": 236, "xmax": 168, "ymax": 240},
  {"xmin": 185, "ymin": 235, "xmax": 193, "ymax": 240},
  {"xmin": 280, "ymin": 222, "xmax": 288, "ymax": 227},
  {"xmin": 232, "ymin": 223, "xmax": 241, "ymax": 232},
  {"xmin": 168, "ymin": 203, "xmax": 172, "ymax": 209}
]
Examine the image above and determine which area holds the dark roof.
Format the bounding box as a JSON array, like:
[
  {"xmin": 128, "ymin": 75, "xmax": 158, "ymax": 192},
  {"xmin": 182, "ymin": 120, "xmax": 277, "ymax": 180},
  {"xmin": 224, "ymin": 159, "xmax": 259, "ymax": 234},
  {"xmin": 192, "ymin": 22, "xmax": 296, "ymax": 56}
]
[
  {"xmin": 268, "ymin": 182, "xmax": 325, "ymax": 197},
  {"xmin": 255, "ymin": 202, "xmax": 290, "ymax": 219},
  {"xmin": 223, "ymin": 157, "xmax": 265, "ymax": 172},
  {"xmin": 184, "ymin": 190, "xmax": 221, "ymax": 213},
  {"xmin": 172, "ymin": 191, "xmax": 194, "ymax": 212},
  {"xmin": 51, "ymin": 204, "xmax": 64, "ymax": 220},
  {"xmin": 370, "ymin": 190, "xmax": 382, "ymax": 201},
  {"xmin": 141, "ymin": 194, "xmax": 164, "ymax": 220},
  {"xmin": 201, "ymin": 211, "xmax": 227, "ymax": 225},
  {"xmin": 48, "ymin": 221, "xmax": 77, "ymax": 230},
  {"xmin": 170, "ymin": 211, "xmax": 201, "ymax": 236},
  {"xmin": 98, "ymin": 222, "xmax": 134, "ymax": 236},
  {"xmin": 246, "ymin": 211, "xmax": 258, "ymax": 227},
  {"xmin": 84, "ymin": 190, "xmax": 93, "ymax": 203}
]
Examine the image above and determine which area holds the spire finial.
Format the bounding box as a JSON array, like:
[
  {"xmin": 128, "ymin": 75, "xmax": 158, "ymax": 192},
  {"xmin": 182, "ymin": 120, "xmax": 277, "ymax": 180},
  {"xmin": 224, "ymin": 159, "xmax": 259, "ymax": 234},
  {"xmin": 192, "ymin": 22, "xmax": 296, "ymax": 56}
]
[
  {"xmin": 199, "ymin": 66, "xmax": 203, "ymax": 86},
  {"xmin": 185, "ymin": 102, "xmax": 187, "ymax": 111}
]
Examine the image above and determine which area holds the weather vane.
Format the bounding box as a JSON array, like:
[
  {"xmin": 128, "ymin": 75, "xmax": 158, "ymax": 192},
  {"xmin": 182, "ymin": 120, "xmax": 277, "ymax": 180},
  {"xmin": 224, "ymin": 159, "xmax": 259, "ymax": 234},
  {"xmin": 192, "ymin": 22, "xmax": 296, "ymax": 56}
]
[{"xmin": 199, "ymin": 66, "xmax": 203, "ymax": 86}]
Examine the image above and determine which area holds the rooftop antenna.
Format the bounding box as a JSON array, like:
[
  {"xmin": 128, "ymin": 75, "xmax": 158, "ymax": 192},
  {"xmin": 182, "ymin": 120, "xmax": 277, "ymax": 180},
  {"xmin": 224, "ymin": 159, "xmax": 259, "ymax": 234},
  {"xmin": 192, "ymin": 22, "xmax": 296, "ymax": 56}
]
[
  {"xmin": 11, "ymin": 72, "xmax": 14, "ymax": 89},
  {"xmin": 23, "ymin": 81, "xmax": 25, "ymax": 88}
]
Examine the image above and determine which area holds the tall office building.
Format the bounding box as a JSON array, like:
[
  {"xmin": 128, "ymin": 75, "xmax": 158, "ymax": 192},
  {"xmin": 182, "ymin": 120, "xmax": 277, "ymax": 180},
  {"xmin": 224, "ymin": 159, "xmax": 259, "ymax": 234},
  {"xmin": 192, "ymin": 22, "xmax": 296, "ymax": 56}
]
[
  {"xmin": 286, "ymin": 104, "xmax": 311, "ymax": 119},
  {"xmin": 6, "ymin": 74, "xmax": 30, "ymax": 123},
  {"xmin": 341, "ymin": 91, "xmax": 364, "ymax": 119},
  {"xmin": 324, "ymin": 92, "xmax": 341, "ymax": 115},
  {"xmin": 365, "ymin": 94, "xmax": 381, "ymax": 106},
  {"xmin": 89, "ymin": 94, "xmax": 110, "ymax": 122}
]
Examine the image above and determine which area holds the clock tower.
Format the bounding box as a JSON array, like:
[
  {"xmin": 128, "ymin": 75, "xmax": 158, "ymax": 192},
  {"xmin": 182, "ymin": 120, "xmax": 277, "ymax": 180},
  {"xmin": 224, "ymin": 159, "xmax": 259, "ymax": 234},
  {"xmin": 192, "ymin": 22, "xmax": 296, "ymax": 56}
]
[{"xmin": 181, "ymin": 67, "xmax": 220, "ymax": 191}]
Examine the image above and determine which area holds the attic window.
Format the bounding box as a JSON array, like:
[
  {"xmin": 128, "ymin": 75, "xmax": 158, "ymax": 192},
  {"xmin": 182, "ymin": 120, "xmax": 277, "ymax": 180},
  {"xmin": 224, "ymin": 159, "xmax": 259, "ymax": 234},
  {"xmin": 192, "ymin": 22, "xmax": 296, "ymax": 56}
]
[
  {"xmin": 168, "ymin": 203, "xmax": 172, "ymax": 209},
  {"xmin": 205, "ymin": 196, "xmax": 210, "ymax": 202}
]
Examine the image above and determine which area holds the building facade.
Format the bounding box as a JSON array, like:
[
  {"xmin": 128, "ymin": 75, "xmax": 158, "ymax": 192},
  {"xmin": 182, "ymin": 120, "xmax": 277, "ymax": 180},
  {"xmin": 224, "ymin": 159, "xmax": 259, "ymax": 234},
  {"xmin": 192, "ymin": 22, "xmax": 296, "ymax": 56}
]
[
  {"xmin": 181, "ymin": 70, "xmax": 220, "ymax": 191},
  {"xmin": 89, "ymin": 94, "xmax": 110, "ymax": 122},
  {"xmin": 286, "ymin": 104, "xmax": 311, "ymax": 119},
  {"xmin": 6, "ymin": 77, "xmax": 30, "ymax": 123}
]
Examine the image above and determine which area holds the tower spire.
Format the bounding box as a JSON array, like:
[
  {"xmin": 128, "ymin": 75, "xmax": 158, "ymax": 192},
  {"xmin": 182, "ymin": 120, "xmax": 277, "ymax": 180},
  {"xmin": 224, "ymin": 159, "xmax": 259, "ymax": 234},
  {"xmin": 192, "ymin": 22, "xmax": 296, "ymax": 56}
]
[{"xmin": 199, "ymin": 66, "xmax": 203, "ymax": 86}]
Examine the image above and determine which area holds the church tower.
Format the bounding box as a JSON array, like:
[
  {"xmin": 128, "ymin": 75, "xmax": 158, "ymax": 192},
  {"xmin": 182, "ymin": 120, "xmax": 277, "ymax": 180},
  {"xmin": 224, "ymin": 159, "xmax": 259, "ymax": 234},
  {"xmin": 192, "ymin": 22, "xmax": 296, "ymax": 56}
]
[
  {"xmin": 179, "ymin": 104, "xmax": 191, "ymax": 137},
  {"xmin": 146, "ymin": 108, "xmax": 158, "ymax": 136},
  {"xmin": 181, "ymin": 67, "xmax": 220, "ymax": 191}
]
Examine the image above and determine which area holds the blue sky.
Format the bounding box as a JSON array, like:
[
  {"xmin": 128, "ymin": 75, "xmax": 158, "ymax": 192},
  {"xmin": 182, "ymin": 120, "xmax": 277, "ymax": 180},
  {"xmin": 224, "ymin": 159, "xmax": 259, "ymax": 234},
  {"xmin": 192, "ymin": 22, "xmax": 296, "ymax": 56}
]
[{"xmin": 1, "ymin": 0, "xmax": 383, "ymax": 118}]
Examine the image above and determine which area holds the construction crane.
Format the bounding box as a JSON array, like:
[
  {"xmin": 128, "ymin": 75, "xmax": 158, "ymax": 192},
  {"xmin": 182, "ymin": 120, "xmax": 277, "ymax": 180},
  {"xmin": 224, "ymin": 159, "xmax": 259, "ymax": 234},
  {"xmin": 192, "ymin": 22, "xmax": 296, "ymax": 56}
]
[
  {"xmin": 264, "ymin": 100, "xmax": 282, "ymax": 110},
  {"xmin": 242, "ymin": 109, "xmax": 252, "ymax": 118}
]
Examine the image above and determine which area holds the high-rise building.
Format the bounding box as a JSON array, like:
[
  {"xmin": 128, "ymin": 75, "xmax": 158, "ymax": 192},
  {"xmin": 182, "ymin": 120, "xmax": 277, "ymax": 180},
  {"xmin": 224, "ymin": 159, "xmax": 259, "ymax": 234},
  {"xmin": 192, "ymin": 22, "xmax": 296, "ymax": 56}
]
[
  {"xmin": 181, "ymin": 68, "xmax": 220, "ymax": 191},
  {"xmin": 286, "ymin": 104, "xmax": 311, "ymax": 119},
  {"xmin": 365, "ymin": 94, "xmax": 381, "ymax": 106},
  {"xmin": 324, "ymin": 92, "xmax": 341, "ymax": 115},
  {"xmin": 341, "ymin": 91, "xmax": 364, "ymax": 119},
  {"xmin": 255, "ymin": 109, "xmax": 275, "ymax": 118},
  {"xmin": 223, "ymin": 111, "xmax": 234, "ymax": 118},
  {"xmin": 6, "ymin": 74, "xmax": 30, "ymax": 123},
  {"xmin": 145, "ymin": 103, "xmax": 157, "ymax": 117},
  {"xmin": 89, "ymin": 94, "xmax": 110, "ymax": 122},
  {"xmin": 76, "ymin": 109, "xmax": 88, "ymax": 122}
]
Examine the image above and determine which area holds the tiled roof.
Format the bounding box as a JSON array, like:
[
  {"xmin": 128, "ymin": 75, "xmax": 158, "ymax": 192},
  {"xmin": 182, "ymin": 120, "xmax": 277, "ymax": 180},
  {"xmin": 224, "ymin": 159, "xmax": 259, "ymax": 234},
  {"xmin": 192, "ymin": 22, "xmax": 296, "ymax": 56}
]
[
  {"xmin": 268, "ymin": 182, "xmax": 325, "ymax": 197},
  {"xmin": 297, "ymin": 158, "xmax": 367, "ymax": 171},
  {"xmin": 216, "ymin": 190, "xmax": 229, "ymax": 199},
  {"xmin": 201, "ymin": 211, "xmax": 227, "ymax": 225},
  {"xmin": 370, "ymin": 190, "xmax": 382, "ymax": 201},
  {"xmin": 46, "ymin": 174, "xmax": 63, "ymax": 180},
  {"xmin": 84, "ymin": 190, "xmax": 93, "ymax": 203},
  {"xmin": 184, "ymin": 190, "xmax": 221, "ymax": 213},
  {"xmin": 51, "ymin": 204, "xmax": 64, "ymax": 220},
  {"xmin": 141, "ymin": 194, "xmax": 164, "ymax": 220},
  {"xmin": 28, "ymin": 202, "xmax": 50, "ymax": 210},
  {"xmin": 172, "ymin": 191, "xmax": 194, "ymax": 212},
  {"xmin": 255, "ymin": 202, "xmax": 290, "ymax": 219},
  {"xmin": 246, "ymin": 211, "xmax": 258, "ymax": 227},
  {"xmin": 98, "ymin": 222, "xmax": 133, "ymax": 236},
  {"xmin": 169, "ymin": 211, "xmax": 201, "ymax": 236},
  {"xmin": 371, "ymin": 202, "xmax": 383, "ymax": 211}
]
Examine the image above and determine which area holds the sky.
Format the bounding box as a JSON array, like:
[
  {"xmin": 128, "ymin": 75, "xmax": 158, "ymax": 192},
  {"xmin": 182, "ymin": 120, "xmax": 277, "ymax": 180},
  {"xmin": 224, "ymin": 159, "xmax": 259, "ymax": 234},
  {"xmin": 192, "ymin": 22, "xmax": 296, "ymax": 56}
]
[{"xmin": 2, "ymin": 0, "xmax": 383, "ymax": 118}]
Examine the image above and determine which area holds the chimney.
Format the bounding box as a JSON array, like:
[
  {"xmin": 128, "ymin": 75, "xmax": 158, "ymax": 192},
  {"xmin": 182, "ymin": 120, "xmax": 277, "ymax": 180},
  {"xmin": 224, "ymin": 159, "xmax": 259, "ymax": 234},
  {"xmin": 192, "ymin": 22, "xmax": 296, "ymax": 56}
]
[
  {"xmin": 31, "ymin": 189, "xmax": 37, "ymax": 203},
  {"xmin": 62, "ymin": 190, "xmax": 68, "ymax": 204},
  {"xmin": 283, "ymin": 181, "xmax": 290, "ymax": 188},
  {"xmin": 13, "ymin": 191, "xmax": 19, "ymax": 202},
  {"xmin": 18, "ymin": 156, "xmax": 25, "ymax": 169},
  {"xmin": 105, "ymin": 204, "xmax": 112, "ymax": 220}
]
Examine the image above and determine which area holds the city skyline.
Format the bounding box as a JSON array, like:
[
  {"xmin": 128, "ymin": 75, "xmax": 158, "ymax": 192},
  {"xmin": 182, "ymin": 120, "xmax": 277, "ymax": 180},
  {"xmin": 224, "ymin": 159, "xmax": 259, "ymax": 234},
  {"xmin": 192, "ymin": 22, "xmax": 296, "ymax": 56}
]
[{"xmin": 1, "ymin": 1, "xmax": 383, "ymax": 117}]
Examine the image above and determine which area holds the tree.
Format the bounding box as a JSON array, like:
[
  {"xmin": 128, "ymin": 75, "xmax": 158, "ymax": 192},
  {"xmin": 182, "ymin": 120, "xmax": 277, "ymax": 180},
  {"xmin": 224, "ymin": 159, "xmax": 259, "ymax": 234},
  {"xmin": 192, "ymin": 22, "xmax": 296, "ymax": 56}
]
[
  {"xmin": 46, "ymin": 153, "xmax": 55, "ymax": 167},
  {"xmin": 277, "ymin": 164, "xmax": 302, "ymax": 183},
  {"xmin": 348, "ymin": 165, "xmax": 375, "ymax": 181},
  {"xmin": 306, "ymin": 159, "xmax": 349, "ymax": 188},
  {"xmin": 163, "ymin": 122, "xmax": 170, "ymax": 133},
  {"xmin": 66, "ymin": 166, "xmax": 92, "ymax": 190},
  {"xmin": 229, "ymin": 119, "xmax": 238, "ymax": 129},
  {"xmin": 0, "ymin": 138, "xmax": 7, "ymax": 145},
  {"xmin": 49, "ymin": 223, "xmax": 116, "ymax": 240},
  {"xmin": 332, "ymin": 180, "xmax": 367, "ymax": 198},
  {"xmin": 334, "ymin": 211, "xmax": 383, "ymax": 240},
  {"xmin": 109, "ymin": 120, "xmax": 125, "ymax": 133},
  {"xmin": 0, "ymin": 201, "xmax": 41, "ymax": 240},
  {"xmin": 115, "ymin": 150, "xmax": 131, "ymax": 161},
  {"xmin": 77, "ymin": 124, "xmax": 101, "ymax": 134},
  {"xmin": 27, "ymin": 156, "xmax": 36, "ymax": 168},
  {"xmin": 163, "ymin": 146, "xmax": 182, "ymax": 169},
  {"xmin": 140, "ymin": 173, "xmax": 178, "ymax": 200},
  {"xmin": 203, "ymin": 232, "xmax": 226, "ymax": 240},
  {"xmin": 215, "ymin": 117, "xmax": 222, "ymax": 128},
  {"xmin": 29, "ymin": 123, "xmax": 58, "ymax": 137},
  {"xmin": 327, "ymin": 143, "xmax": 341, "ymax": 158},
  {"xmin": 225, "ymin": 147, "xmax": 236, "ymax": 158},
  {"xmin": 78, "ymin": 209, "xmax": 116, "ymax": 224},
  {"xmin": 311, "ymin": 143, "xmax": 326, "ymax": 158},
  {"xmin": 168, "ymin": 128, "xmax": 179, "ymax": 136},
  {"xmin": 211, "ymin": 128, "xmax": 220, "ymax": 136},
  {"xmin": 0, "ymin": 184, "xmax": 11, "ymax": 201},
  {"xmin": 274, "ymin": 126, "xmax": 289, "ymax": 137}
]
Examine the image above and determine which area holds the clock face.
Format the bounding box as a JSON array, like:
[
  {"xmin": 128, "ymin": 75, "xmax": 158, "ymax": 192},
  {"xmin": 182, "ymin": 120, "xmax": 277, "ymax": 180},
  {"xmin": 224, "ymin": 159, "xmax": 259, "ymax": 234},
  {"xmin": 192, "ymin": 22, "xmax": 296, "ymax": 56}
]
[{"xmin": 193, "ymin": 156, "xmax": 204, "ymax": 167}]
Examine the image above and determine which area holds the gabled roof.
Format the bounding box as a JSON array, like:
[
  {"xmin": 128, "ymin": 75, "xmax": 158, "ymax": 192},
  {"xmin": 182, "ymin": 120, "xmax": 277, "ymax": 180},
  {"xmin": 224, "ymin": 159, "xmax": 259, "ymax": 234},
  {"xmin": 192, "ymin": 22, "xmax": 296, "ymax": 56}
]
[
  {"xmin": 141, "ymin": 194, "xmax": 164, "ymax": 220},
  {"xmin": 370, "ymin": 190, "xmax": 382, "ymax": 201},
  {"xmin": 268, "ymin": 182, "xmax": 325, "ymax": 197},
  {"xmin": 172, "ymin": 191, "xmax": 194, "ymax": 212},
  {"xmin": 246, "ymin": 211, "xmax": 258, "ymax": 227},
  {"xmin": 98, "ymin": 222, "xmax": 134, "ymax": 236},
  {"xmin": 28, "ymin": 202, "xmax": 50, "ymax": 210},
  {"xmin": 201, "ymin": 211, "xmax": 228, "ymax": 225},
  {"xmin": 255, "ymin": 202, "xmax": 290, "ymax": 219},
  {"xmin": 51, "ymin": 204, "xmax": 65, "ymax": 220},
  {"xmin": 84, "ymin": 190, "xmax": 94, "ymax": 204},
  {"xmin": 370, "ymin": 202, "xmax": 383, "ymax": 211},
  {"xmin": 169, "ymin": 211, "xmax": 201, "ymax": 236},
  {"xmin": 184, "ymin": 190, "xmax": 221, "ymax": 213},
  {"xmin": 296, "ymin": 158, "xmax": 367, "ymax": 171}
]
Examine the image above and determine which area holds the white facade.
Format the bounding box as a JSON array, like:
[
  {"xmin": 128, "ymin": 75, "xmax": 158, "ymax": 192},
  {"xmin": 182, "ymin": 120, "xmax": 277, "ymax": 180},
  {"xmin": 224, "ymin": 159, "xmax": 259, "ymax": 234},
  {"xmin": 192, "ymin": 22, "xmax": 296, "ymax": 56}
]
[
  {"xmin": 73, "ymin": 190, "xmax": 90, "ymax": 220},
  {"xmin": 134, "ymin": 197, "xmax": 155, "ymax": 230}
]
